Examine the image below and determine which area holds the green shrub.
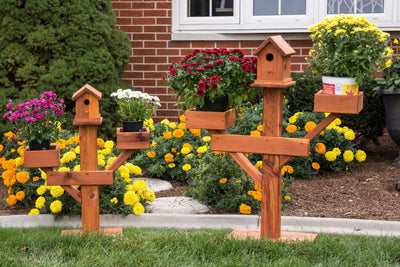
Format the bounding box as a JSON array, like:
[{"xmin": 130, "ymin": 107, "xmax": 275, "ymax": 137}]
[
  {"xmin": 284, "ymin": 71, "xmax": 386, "ymax": 147},
  {"xmin": 0, "ymin": 0, "xmax": 131, "ymax": 139}
]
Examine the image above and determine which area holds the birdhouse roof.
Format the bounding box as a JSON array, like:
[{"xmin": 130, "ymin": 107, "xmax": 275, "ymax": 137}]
[
  {"xmin": 253, "ymin": 35, "xmax": 295, "ymax": 56},
  {"xmin": 72, "ymin": 84, "xmax": 102, "ymax": 101}
]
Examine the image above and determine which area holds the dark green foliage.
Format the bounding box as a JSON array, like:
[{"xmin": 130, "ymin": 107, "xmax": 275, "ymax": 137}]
[
  {"xmin": 0, "ymin": 0, "xmax": 131, "ymax": 139},
  {"xmin": 284, "ymin": 71, "xmax": 386, "ymax": 147},
  {"xmin": 341, "ymin": 78, "xmax": 386, "ymax": 148},
  {"xmin": 284, "ymin": 70, "xmax": 322, "ymax": 114}
]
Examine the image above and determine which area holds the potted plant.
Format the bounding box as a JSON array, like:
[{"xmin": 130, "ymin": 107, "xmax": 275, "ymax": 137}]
[
  {"xmin": 3, "ymin": 91, "xmax": 65, "ymax": 150},
  {"xmin": 111, "ymin": 88, "xmax": 161, "ymax": 132},
  {"xmin": 375, "ymin": 38, "xmax": 400, "ymax": 163},
  {"xmin": 163, "ymin": 47, "xmax": 257, "ymax": 112},
  {"xmin": 307, "ymin": 14, "xmax": 390, "ymax": 95}
]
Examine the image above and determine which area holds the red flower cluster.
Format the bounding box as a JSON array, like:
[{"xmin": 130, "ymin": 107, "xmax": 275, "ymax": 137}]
[{"xmin": 164, "ymin": 47, "xmax": 258, "ymax": 111}]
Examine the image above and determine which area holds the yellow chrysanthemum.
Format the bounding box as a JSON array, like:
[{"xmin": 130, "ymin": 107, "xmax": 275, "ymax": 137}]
[
  {"xmin": 202, "ymin": 136, "xmax": 211, "ymax": 142},
  {"xmin": 50, "ymin": 200, "xmax": 62, "ymax": 213},
  {"xmin": 181, "ymin": 147, "xmax": 191, "ymax": 155},
  {"xmin": 257, "ymin": 125, "xmax": 263, "ymax": 132},
  {"xmin": 284, "ymin": 195, "xmax": 291, "ymax": 201},
  {"xmin": 6, "ymin": 195, "xmax": 17, "ymax": 206},
  {"xmin": 325, "ymin": 151, "xmax": 337, "ymax": 162},
  {"xmin": 344, "ymin": 130, "xmax": 355, "ymax": 141},
  {"xmin": 239, "ymin": 203, "xmax": 251, "ymax": 215},
  {"xmin": 35, "ymin": 196, "xmax": 46, "ymax": 209},
  {"xmin": 355, "ymin": 150, "xmax": 367, "ymax": 162},
  {"xmin": 163, "ymin": 131, "xmax": 172, "ymax": 140},
  {"xmin": 182, "ymin": 164, "xmax": 192, "ymax": 171},
  {"xmin": 16, "ymin": 171, "xmax": 29, "ymax": 184},
  {"xmin": 178, "ymin": 122, "xmax": 186, "ymax": 130},
  {"xmin": 97, "ymin": 138, "xmax": 105, "ymax": 148},
  {"xmin": 147, "ymin": 151, "xmax": 156, "ymax": 158},
  {"xmin": 197, "ymin": 146, "xmax": 208, "ymax": 154},
  {"xmin": 28, "ymin": 208, "xmax": 40, "ymax": 215},
  {"xmin": 250, "ymin": 130, "xmax": 261, "ymax": 136},
  {"xmin": 312, "ymin": 162, "xmax": 320, "ymax": 170},
  {"xmin": 133, "ymin": 202, "xmax": 145, "ymax": 215},
  {"xmin": 168, "ymin": 163, "xmax": 176, "ymax": 168},
  {"xmin": 124, "ymin": 191, "xmax": 140, "ymax": 206},
  {"xmin": 173, "ymin": 129, "xmax": 184, "ymax": 138},
  {"xmin": 189, "ymin": 128, "xmax": 201, "ymax": 137},
  {"xmin": 37, "ymin": 185, "xmax": 47, "ymax": 195},
  {"xmin": 332, "ymin": 147, "xmax": 341, "ymax": 156},
  {"xmin": 315, "ymin": 143, "xmax": 326, "ymax": 154},
  {"xmin": 343, "ymin": 150, "xmax": 354, "ymax": 163},
  {"xmin": 304, "ymin": 121, "xmax": 317, "ymax": 133},
  {"xmin": 110, "ymin": 197, "xmax": 118, "ymax": 204},
  {"xmin": 165, "ymin": 153, "xmax": 174, "ymax": 163},
  {"xmin": 50, "ymin": 186, "xmax": 65, "ymax": 198},
  {"xmin": 168, "ymin": 122, "xmax": 177, "ymax": 129},
  {"xmin": 286, "ymin": 125, "xmax": 297, "ymax": 133},
  {"xmin": 219, "ymin": 178, "xmax": 227, "ymax": 184}
]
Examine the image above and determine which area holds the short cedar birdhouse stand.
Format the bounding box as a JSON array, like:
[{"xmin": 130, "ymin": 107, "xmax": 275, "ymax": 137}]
[
  {"xmin": 186, "ymin": 35, "xmax": 363, "ymax": 241},
  {"xmin": 25, "ymin": 84, "xmax": 150, "ymax": 234}
]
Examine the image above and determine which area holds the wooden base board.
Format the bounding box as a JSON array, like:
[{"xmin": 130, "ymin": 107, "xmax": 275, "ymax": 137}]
[
  {"xmin": 228, "ymin": 228, "xmax": 318, "ymax": 242},
  {"xmin": 61, "ymin": 227, "xmax": 123, "ymax": 236}
]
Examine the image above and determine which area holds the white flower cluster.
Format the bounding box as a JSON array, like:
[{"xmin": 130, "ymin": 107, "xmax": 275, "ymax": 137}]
[{"xmin": 111, "ymin": 89, "xmax": 161, "ymax": 106}]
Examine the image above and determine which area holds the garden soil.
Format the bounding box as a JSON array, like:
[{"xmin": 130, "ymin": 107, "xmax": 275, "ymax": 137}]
[{"xmin": 1, "ymin": 135, "xmax": 399, "ymax": 221}]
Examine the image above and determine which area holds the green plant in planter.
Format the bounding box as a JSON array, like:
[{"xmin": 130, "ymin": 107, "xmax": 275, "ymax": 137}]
[
  {"xmin": 307, "ymin": 14, "xmax": 390, "ymax": 84},
  {"xmin": 163, "ymin": 47, "xmax": 259, "ymax": 111},
  {"xmin": 375, "ymin": 38, "xmax": 400, "ymax": 91}
]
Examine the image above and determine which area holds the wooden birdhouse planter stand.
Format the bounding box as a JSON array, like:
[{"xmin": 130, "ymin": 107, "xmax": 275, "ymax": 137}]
[
  {"xmin": 24, "ymin": 84, "xmax": 150, "ymax": 234},
  {"xmin": 186, "ymin": 36, "xmax": 363, "ymax": 242}
]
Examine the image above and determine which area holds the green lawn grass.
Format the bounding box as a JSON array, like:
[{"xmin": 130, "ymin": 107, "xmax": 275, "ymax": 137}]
[{"xmin": 1, "ymin": 227, "xmax": 399, "ymax": 266}]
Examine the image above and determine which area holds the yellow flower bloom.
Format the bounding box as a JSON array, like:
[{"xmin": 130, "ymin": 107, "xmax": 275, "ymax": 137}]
[
  {"xmin": 168, "ymin": 122, "xmax": 177, "ymax": 129},
  {"xmin": 181, "ymin": 147, "xmax": 191, "ymax": 155},
  {"xmin": 147, "ymin": 151, "xmax": 156, "ymax": 158},
  {"xmin": 110, "ymin": 197, "xmax": 118, "ymax": 204},
  {"xmin": 104, "ymin": 140, "xmax": 114, "ymax": 149},
  {"xmin": 239, "ymin": 203, "xmax": 251, "ymax": 215},
  {"xmin": 16, "ymin": 171, "xmax": 30, "ymax": 184},
  {"xmin": 37, "ymin": 185, "xmax": 47, "ymax": 195},
  {"xmin": 50, "ymin": 186, "xmax": 64, "ymax": 198},
  {"xmin": 173, "ymin": 129, "xmax": 184, "ymax": 138},
  {"xmin": 304, "ymin": 121, "xmax": 317, "ymax": 133},
  {"xmin": 325, "ymin": 151, "xmax": 337, "ymax": 162},
  {"xmin": 16, "ymin": 191, "xmax": 25, "ymax": 201},
  {"xmin": 178, "ymin": 122, "xmax": 186, "ymax": 130},
  {"xmin": 6, "ymin": 195, "xmax": 17, "ymax": 206},
  {"xmin": 344, "ymin": 130, "xmax": 355, "ymax": 141},
  {"xmin": 355, "ymin": 150, "xmax": 367, "ymax": 162},
  {"xmin": 124, "ymin": 191, "xmax": 140, "ymax": 206},
  {"xmin": 133, "ymin": 202, "xmax": 145, "ymax": 215},
  {"xmin": 165, "ymin": 153, "xmax": 174, "ymax": 163},
  {"xmin": 284, "ymin": 195, "xmax": 291, "ymax": 201},
  {"xmin": 189, "ymin": 128, "xmax": 201, "ymax": 137},
  {"xmin": 250, "ymin": 130, "xmax": 261, "ymax": 136},
  {"xmin": 202, "ymin": 136, "xmax": 211, "ymax": 142},
  {"xmin": 163, "ymin": 131, "xmax": 172, "ymax": 139},
  {"xmin": 286, "ymin": 125, "xmax": 297, "ymax": 133},
  {"xmin": 182, "ymin": 164, "xmax": 191, "ymax": 171},
  {"xmin": 197, "ymin": 146, "xmax": 208, "ymax": 154},
  {"xmin": 219, "ymin": 178, "xmax": 227, "ymax": 184},
  {"xmin": 343, "ymin": 150, "xmax": 354, "ymax": 163},
  {"xmin": 332, "ymin": 147, "xmax": 341, "ymax": 156},
  {"xmin": 168, "ymin": 163, "xmax": 176, "ymax": 168},
  {"xmin": 254, "ymin": 161, "xmax": 262, "ymax": 170},
  {"xmin": 50, "ymin": 200, "xmax": 62, "ymax": 213},
  {"xmin": 257, "ymin": 125, "xmax": 263, "ymax": 132},
  {"xmin": 29, "ymin": 208, "xmax": 40, "ymax": 215},
  {"xmin": 97, "ymin": 138, "xmax": 105, "ymax": 148},
  {"xmin": 312, "ymin": 162, "xmax": 320, "ymax": 170},
  {"xmin": 179, "ymin": 114, "xmax": 186, "ymax": 122},
  {"xmin": 35, "ymin": 196, "xmax": 46, "ymax": 209},
  {"xmin": 315, "ymin": 143, "xmax": 326, "ymax": 154}
]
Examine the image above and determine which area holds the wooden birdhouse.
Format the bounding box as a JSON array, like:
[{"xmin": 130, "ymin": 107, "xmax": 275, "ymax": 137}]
[
  {"xmin": 252, "ymin": 35, "xmax": 295, "ymax": 87},
  {"xmin": 72, "ymin": 84, "xmax": 102, "ymax": 125}
]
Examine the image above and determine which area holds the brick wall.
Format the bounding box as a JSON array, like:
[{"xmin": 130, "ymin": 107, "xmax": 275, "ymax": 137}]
[{"xmin": 111, "ymin": 0, "xmax": 312, "ymax": 121}]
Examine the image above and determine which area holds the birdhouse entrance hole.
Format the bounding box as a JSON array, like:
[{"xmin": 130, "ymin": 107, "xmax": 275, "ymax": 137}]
[
  {"xmin": 266, "ymin": 53, "xmax": 274, "ymax": 61},
  {"xmin": 84, "ymin": 99, "xmax": 90, "ymax": 105}
]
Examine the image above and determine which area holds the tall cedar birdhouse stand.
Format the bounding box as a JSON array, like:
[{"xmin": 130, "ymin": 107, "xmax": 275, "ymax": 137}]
[
  {"xmin": 186, "ymin": 35, "xmax": 363, "ymax": 241},
  {"xmin": 25, "ymin": 84, "xmax": 150, "ymax": 234}
]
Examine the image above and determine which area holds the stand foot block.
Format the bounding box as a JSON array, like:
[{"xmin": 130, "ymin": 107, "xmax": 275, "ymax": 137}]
[
  {"xmin": 228, "ymin": 227, "xmax": 318, "ymax": 242},
  {"xmin": 61, "ymin": 227, "xmax": 123, "ymax": 236}
]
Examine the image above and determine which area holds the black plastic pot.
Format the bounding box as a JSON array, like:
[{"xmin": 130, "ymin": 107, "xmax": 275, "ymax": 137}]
[
  {"xmin": 376, "ymin": 89, "xmax": 400, "ymax": 163},
  {"xmin": 29, "ymin": 139, "xmax": 51, "ymax": 150},
  {"xmin": 196, "ymin": 95, "xmax": 229, "ymax": 112},
  {"xmin": 121, "ymin": 119, "xmax": 144, "ymax": 132}
]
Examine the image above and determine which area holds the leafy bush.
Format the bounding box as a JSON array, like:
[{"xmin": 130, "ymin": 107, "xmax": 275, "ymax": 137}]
[
  {"xmin": 0, "ymin": 130, "xmax": 154, "ymax": 216},
  {"xmin": 0, "ymin": 0, "xmax": 131, "ymax": 139},
  {"xmin": 131, "ymin": 116, "xmax": 209, "ymax": 181},
  {"xmin": 284, "ymin": 71, "xmax": 386, "ymax": 147}
]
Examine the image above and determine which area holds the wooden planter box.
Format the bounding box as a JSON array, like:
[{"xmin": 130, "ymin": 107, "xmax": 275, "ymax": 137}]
[
  {"xmin": 116, "ymin": 127, "xmax": 150, "ymax": 150},
  {"xmin": 314, "ymin": 90, "xmax": 363, "ymax": 114},
  {"xmin": 24, "ymin": 144, "xmax": 60, "ymax": 168},
  {"xmin": 185, "ymin": 108, "xmax": 236, "ymax": 130}
]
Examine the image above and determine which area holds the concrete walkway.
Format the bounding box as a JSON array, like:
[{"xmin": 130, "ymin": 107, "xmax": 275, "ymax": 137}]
[{"xmin": 0, "ymin": 178, "xmax": 399, "ymax": 238}]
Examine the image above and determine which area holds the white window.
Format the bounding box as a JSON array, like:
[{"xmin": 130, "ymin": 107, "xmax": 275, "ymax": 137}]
[{"xmin": 172, "ymin": 0, "xmax": 400, "ymax": 40}]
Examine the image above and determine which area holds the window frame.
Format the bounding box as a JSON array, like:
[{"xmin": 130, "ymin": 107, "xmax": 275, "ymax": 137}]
[{"xmin": 172, "ymin": 0, "xmax": 400, "ymax": 39}]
